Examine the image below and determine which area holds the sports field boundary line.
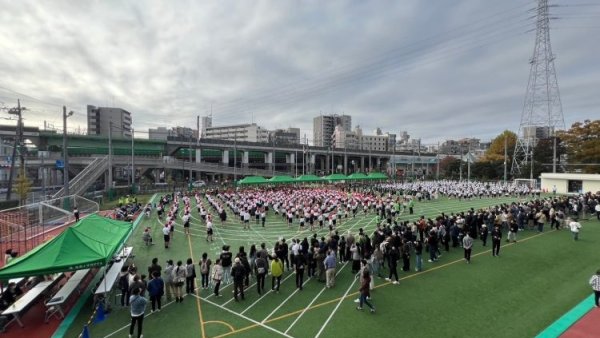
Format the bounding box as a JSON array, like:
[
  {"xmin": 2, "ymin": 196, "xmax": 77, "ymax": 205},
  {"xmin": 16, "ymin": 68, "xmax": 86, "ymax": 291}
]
[
  {"xmin": 204, "ymin": 320, "xmax": 235, "ymax": 333},
  {"xmin": 535, "ymin": 294, "xmax": 595, "ymax": 338},
  {"xmin": 103, "ymin": 298, "xmax": 177, "ymax": 338},
  {"xmin": 238, "ymin": 269, "xmax": 297, "ymax": 315},
  {"xmin": 284, "ymin": 262, "xmax": 350, "ymax": 334},
  {"xmin": 193, "ymin": 293, "xmax": 293, "ymax": 338},
  {"xmin": 314, "ymin": 266, "xmax": 358, "ymax": 338},
  {"xmin": 188, "ymin": 233, "xmax": 207, "ymax": 338}
]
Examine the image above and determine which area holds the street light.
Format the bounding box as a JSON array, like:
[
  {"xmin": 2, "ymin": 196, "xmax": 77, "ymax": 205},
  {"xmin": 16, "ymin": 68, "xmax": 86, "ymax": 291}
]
[{"xmin": 63, "ymin": 106, "xmax": 74, "ymax": 198}]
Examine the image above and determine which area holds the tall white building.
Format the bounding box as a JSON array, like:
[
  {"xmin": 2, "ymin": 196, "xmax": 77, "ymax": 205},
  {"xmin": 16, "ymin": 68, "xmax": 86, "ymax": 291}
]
[
  {"xmin": 200, "ymin": 115, "xmax": 213, "ymax": 138},
  {"xmin": 313, "ymin": 114, "xmax": 351, "ymax": 147},
  {"xmin": 87, "ymin": 105, "xmax": 132, "ymax": 138}
]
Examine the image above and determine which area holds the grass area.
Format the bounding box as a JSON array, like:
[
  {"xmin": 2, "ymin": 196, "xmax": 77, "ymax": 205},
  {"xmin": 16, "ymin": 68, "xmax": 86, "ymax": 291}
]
[{"xmin": 66, "ymin": 194, "xmax": 600, "ymax": 338}]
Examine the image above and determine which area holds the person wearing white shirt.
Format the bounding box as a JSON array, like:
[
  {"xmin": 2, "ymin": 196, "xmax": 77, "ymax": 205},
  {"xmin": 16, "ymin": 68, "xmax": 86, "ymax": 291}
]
[
  {"xmin": 162, "ymin": 224, "xmax": 171, "ymax": 249},
  {"xmin": 568, "ymin": 219, "xmax": 582, "ymax": 241},
  {"xmin": 589, "ymin": 270, "xmax": 600, "ymax": 307},
  {"xmin": 595, "ymin": 202, "xmax": 600, "ymax": 221},
  {"xmin": 182, "ymin": 212, "xmax": 191, "ymax": 235},
  {"xmin": 243, "ymin": 210, "xmax": 251, "ymax": 230}
]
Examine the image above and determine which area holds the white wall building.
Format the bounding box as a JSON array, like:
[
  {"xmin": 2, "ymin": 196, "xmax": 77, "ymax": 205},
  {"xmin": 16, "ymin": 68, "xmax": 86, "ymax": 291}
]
[
  {"xmin": 540, "ymin": 173, "xmax": 600, "ymax": 194},
  {"xmin": 204, "ymin": 123, "xmax": 270, "ymax": 142},
  {"xmin": 332, "ymin": 125, "xmax": 392, "ymax": 151}
]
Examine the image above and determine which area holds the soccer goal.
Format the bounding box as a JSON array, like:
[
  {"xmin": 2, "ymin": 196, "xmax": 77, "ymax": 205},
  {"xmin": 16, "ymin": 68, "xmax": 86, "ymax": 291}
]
[{"xmin": 514, "ymin": 178, "xmax": 537, "ymax": 188}]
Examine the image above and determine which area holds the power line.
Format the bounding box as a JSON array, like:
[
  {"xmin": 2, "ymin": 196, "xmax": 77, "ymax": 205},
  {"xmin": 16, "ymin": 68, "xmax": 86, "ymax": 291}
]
[{"xmin": 207, "ymin": 5, "xmax": 536, "ymax": 118}]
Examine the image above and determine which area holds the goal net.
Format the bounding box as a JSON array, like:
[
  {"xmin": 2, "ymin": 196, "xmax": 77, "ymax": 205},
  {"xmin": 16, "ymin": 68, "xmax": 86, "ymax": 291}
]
[
  {"xmin": 514, "ymin": 178, "xmax": 537, "ymax": 188},
  {"xmin": 0, "ymin": 195, "xmax": 99, "ymax": 263}
]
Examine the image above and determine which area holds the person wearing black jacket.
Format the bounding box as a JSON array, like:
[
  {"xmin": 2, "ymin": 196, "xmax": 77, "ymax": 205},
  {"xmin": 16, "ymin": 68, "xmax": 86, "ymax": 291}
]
[
  {"xmin": 295, "ymin": 251, "xmax": 306, "ymax": 290},
  {"xmin": 427, "ymin": 231, "xmax": 438, "ymax": 262},
  {"xmin": 480, "ymin": 224, "xmax": 489, "ymax": 247},
  {"xmin": 220, "ymin": 246, "xmax": 233, "ymax": 284},
  {"xmin": 401, "ymin": 241, "xmax": 411, "ymax": 272},
  {"xmin": 281, "ymin": 239, "xmax": 290, "ymax": 271},
  {"xmin": 414, "ymin": 239, "xmax": 423, "ymax": 272},
  {"xmin": 386, "ymin": 246, "xmax": 400, "ymax": 284},
  {"xmin": 231, "ymin": 258, "xmax": 245, "ymax": 301},
  {"xmin": 255, "ymin": 256, "xmax": 267, "ymax": 295},
  {"xmin": 492, "ymin": 225, "xmax": 502, "ymax": 257},
  {"xmin": 118, "ymin": 266, "xmax": 131, "ymax": 307}
]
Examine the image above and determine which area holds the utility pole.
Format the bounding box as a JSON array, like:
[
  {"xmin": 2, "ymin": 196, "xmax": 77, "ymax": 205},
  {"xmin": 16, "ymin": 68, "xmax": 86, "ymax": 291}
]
[
  {"xmin": 188, "ymin": 135, "xmax": 192, "ymax": 185},
  {"xmin": 131, "ymin": 128, "xmax": 135, "ymax": 192},
  {"xmin": 233, "ymin": 133, "xmax": 237, "ymax": 183},
  {"xmin": 530, "ymin": 144, "xmax": 534, "ymax": 181},
  {"xmin": 63, "ymin": 106, "xmax": 73, "ymax": 198},
  {"xmin": 459, "ymin": 144, "xmax": 463, "ymax": 181},
  {"xmin": 503, "ymin": 136, "xmax": 508, "ymax": 184},
  {"xmin": 41, "ymin": 150, "xmax": 46, "ymax": 201},
  {"xmin": 6, "ymin": 100, "xmax": 24, "ymax": 201},
  {"xmin": 108, "ymin": 121, "xmax": 113, "ymax": 194},
  {"xmin": 436, "ymin": 141, "xmax": 440, "ymax": 180},
  {"xmin": 552, "ymin": 133, "xmax": 557, "ymax": 173},
  {"xmin": 467, "ymin": 142, "xmax": 471, "ymax": 183}
]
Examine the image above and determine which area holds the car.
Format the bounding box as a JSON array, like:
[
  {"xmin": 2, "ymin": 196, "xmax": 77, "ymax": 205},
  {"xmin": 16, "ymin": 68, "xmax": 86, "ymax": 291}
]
[{"xmin": 191, "ymin": 180, "xmax": 206, "ymax": 188}]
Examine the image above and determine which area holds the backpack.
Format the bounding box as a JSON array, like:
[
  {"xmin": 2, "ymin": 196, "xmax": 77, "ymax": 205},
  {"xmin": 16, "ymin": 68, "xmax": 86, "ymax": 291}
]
[{"xmin": 200, "ymin": 260, "xmax": 208, "ymax": 274}]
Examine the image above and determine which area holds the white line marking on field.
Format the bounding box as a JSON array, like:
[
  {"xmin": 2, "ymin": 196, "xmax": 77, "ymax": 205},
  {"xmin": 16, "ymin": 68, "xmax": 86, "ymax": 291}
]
[
  {"xmin": 314, "ymin": 266, "xmax": 358, "ymax": 338},
  {"xmin": 221, "ymin": 280, "xmax": 259, "ymax": 306},
  {"xmin": 284, "ymin": 262, "xmax": 349, "ymax": 335},
  {"xmin": 240, "ymin": 270, "xmax": 297, "ymax": 315},
  {"xmin": 103, "ymin": 299, "xmax": 177, "ymax": 338},
  {"xmin": 204, "ymin": 280, "xmax": 234, "ymax": 300},
  {"xmin": 193, "ymin": 294, "xmax": 294, "ymax": 338},
  {"xmin": 260, "ymin": 273, "xmax": 310, "ymax": 324}
]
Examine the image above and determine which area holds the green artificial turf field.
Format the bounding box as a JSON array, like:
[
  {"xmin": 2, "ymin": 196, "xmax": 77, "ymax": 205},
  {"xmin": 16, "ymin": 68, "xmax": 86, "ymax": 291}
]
[{"xmin": 65, "ymin": 193, "xmax": 600, "ymax": 338}]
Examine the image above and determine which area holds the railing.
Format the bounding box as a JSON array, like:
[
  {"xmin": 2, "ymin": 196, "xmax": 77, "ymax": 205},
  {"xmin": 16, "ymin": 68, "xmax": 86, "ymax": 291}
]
[
  {"xmin": 52, "ymin": 156, "xmax": 108, "ymax": 199},
  {"xmin": 107, "ymin": 155, "xmax": 291, "ymax": 177}
]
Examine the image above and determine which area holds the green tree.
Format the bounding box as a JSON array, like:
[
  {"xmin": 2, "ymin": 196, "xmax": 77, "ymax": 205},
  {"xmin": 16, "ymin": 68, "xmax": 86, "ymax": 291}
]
[
  {"xmin": 532, "ymin": 137, "xmax": 565, "ymax": 175},
  {"xmin": 481, "ymin": 130, "xmax": 517, "ymax": 163},
  {"xmin": 14, "ymin": 167, "xmax": 31, "ymax": 206},
  {"xmin": 472, "ymin": 161, "xmax": 503, "ymax": 180},
  {"xmin": 558, "ymin": 119, "xmax": 600, "ymax": 173},
  {"xmin": 439, "ymin": 156, "xmax": 461, "ymax": 179}
]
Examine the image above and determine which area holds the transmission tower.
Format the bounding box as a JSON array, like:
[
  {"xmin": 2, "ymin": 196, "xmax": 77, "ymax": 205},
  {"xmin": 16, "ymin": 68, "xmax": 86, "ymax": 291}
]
[{"xmin": 511, "ymin": 0, "xmax": 565, "ymax": 177}]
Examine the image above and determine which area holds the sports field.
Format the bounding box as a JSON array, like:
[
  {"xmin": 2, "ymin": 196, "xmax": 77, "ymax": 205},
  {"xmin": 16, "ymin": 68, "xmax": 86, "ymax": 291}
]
[{"xmin": 65, "ymin": 193, "xmax": 600, "ymax": 338}]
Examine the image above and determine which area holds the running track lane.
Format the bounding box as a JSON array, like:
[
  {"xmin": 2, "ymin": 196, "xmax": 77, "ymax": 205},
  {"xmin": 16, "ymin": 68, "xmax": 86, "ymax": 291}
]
[{"xmin": 560, "ymin": 307, "xmax": 600, "ymax": 338}]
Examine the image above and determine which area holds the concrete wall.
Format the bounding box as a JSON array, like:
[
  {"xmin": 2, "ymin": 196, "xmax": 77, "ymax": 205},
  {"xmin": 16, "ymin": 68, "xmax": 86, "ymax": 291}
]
[{"xmin": 540, "ymin": 173, "xmax": 600, "ymax": 194}]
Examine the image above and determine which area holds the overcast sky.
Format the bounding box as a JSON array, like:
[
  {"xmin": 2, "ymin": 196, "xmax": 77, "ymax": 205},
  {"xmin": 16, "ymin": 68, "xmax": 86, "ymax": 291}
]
[{"xmin": 0, "ymin": 0, "xmax": 598, "ymax": 145}]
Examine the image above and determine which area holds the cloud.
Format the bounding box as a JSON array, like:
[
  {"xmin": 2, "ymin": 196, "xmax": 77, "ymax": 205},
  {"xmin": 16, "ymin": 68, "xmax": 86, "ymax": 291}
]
[{"xmin": 0, "ymin": 0, "xmax": 598, "ymax": 145}]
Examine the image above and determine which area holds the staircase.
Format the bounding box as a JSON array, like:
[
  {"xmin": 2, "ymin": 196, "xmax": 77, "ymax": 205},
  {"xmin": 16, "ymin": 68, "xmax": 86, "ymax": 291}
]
[{"xmin": 52, "ymin": 156, "xmax": 108, "ymax": 199}]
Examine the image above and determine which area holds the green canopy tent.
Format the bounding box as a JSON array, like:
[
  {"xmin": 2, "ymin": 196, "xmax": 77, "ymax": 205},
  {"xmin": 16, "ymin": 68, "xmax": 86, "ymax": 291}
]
[
  {"xmin": 237, "ymin": 176, "xmax": 268, "ymax": 185},
  {"xmin": 0, "ymin": 214, "xmax": 132, "ymax": 279},
  {"xmin": 295, "ymin": 174, "xmax": 323, "ymax": 183},
  {"xmin": 367, "ymin": 172, "xmax": 388, "ymax": 180},
  {"xmin": 323, "ymin": 173, "xmax": 348, "ymax": 181},
  {"xmin": 346, "ymin": 173, "xmax": 369, "ymax": 180},
  {"xmin": 268, "ymin": 175, "xmax": 295, "ymax": 184}
]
